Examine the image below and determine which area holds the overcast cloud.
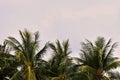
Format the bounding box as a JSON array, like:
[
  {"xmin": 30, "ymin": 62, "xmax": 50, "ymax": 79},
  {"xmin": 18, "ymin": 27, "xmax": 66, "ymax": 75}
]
[{"xmin": 0, "ymin": 0, "xmax": 120, "ymax": 58}]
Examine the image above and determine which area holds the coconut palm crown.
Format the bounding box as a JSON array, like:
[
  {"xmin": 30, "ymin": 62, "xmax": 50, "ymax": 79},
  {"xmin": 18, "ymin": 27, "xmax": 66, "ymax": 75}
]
[
  {"xmin": 44, "ymin": 40, "xmax": 75, "ymax": 80},
  {"xmin": 76, "ymin": 37, "xmax": 120, "ymax": 80},
  {"xmin": 5, "ymin": 30, "xmax": 48, "ymax": 80}
]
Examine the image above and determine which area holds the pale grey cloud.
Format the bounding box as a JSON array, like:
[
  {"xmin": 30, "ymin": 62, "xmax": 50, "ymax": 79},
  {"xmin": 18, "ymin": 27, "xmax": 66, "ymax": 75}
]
[{"xmin": 0, "ymin": 0, "xmax": 120, "ymax": 58}]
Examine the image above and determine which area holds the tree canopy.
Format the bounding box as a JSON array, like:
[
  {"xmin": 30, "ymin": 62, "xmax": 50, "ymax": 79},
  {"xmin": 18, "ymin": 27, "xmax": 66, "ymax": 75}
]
[{"xmin": 0, "ymin": 30, "xmax": 120, "ymax": 80}]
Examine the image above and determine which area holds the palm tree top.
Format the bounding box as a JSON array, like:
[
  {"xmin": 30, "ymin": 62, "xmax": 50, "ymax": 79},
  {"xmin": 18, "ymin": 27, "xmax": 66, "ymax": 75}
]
[{"xmin": 75, "ymin": 37, "xmax": 120, "ymax": 80}]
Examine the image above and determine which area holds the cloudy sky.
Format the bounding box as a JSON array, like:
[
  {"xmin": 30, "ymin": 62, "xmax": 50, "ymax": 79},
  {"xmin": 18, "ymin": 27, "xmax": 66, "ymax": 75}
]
[{"xmin": 0, "ymin": 0, "xmax": 120, "ymax": 58}]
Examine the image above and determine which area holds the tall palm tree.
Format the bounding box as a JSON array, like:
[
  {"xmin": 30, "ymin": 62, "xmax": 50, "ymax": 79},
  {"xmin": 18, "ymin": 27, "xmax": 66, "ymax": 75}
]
[
  {"xmin": 5, "ymin": 30, "xmax": 48, "ymax": 80},
  {"xmin": 75, "ymin": 37, "xmax": 120, "ymax": 80},
  {"xmin": 44, "ymin": 40, "xmax": 75, "ymax": 80}
]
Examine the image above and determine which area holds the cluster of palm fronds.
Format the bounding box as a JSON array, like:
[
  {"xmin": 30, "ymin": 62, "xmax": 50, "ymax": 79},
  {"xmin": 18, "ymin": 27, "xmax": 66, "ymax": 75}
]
[{"xmin": 0, "ymin": 30, "xmax": 120, "ymax": 80}]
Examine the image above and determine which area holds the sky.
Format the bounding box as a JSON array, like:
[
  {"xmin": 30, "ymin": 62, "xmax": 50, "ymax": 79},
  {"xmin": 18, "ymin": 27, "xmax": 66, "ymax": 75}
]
[{"xmin": 0, "ymin": 0, "xmax": 120, "ymax": 59}]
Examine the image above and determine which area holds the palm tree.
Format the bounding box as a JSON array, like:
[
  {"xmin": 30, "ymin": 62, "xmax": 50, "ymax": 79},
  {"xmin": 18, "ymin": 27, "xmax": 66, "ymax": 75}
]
[
  {"xmin": 75, "ymin": 37, "xmax": 120, "ymax": 80},
  {"xmin": 0, "ymin": 41, "xmax": 18, "ymax": 80},
  {"xmin": 5, "ymin": 30, "xmax": 48, "ymax": 80},
  {"xmin": 43, "ymin": 40, "xmax": 76, "ymax": 80}
]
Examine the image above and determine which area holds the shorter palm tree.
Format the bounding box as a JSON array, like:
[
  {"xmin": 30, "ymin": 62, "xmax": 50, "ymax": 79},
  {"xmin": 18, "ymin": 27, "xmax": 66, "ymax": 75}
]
[
  {"xmin": 44, "ymin": 40, "xmax": 75, "ymax": 80},
  {"xmin": 75, "ymin": 37, "xmax": 120, "ymax": 80},
  {"xmin": 0, "ymin": 41, "xmax": 18, "ymax": 80}
]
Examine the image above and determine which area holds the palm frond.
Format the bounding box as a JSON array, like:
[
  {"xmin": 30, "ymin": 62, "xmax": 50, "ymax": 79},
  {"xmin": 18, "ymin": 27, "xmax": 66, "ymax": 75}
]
[
  {"xmin": 10, "ymin": 71, "xmax": 23, "ymax": 80},
  {"xmin": 103, "ymin": 42, "xmax": 118, "ymax": 67},
  {"xmin": 49, "ymin": 43, "xmax": 57, "ymax": 54},
  {"xmin": 56, "ymin": 40, "xmax": 63, "ymax": 55},
  {"xmin": 95, "ymin": 37, "xmax": 105, "ymax": 49},
  {"xmin": 104, "ymin": 61, "xmax": 120, "ymax": 71},
  {"xmin": 5, "ymin": 40, "xmax": 22, "ymax": 52},
  {"xmin": 63, "ymin": 39, "xmax": 71, "ymax": 55},
  {"xmin": 35, "ymin": 43, "xmax": 48, "ymax": 60}
]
